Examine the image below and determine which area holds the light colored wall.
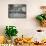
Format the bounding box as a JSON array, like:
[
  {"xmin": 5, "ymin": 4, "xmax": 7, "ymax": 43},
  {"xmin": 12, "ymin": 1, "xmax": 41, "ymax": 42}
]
[{"xmin": 0, "ymin": 0, "xmax": 46, "ymax": 38}]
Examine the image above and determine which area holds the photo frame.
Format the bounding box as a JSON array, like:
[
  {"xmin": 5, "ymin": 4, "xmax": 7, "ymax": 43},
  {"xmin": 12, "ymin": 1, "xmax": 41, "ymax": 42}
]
[{"xmin": 8, "ymin": 4, "xmax": 26, "ymax": 18}]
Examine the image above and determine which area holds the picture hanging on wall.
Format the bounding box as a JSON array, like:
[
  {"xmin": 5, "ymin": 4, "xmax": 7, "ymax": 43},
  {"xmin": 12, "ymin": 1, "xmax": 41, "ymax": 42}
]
[{"xmin": 8, "ymin": 4, "xmax": 26, "ymax": 18}]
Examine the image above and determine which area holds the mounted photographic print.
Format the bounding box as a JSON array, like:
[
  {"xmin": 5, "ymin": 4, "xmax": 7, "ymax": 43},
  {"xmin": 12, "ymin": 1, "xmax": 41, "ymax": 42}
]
[{"xmin": 8, "ymin": 4, "xmax": 26, "ymax": 18}]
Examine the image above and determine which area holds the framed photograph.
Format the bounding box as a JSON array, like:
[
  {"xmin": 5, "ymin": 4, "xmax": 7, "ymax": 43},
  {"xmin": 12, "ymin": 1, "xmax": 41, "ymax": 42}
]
[{"xmin": 8, "ymin": 4, "xmax": 26, "ymax": 18}]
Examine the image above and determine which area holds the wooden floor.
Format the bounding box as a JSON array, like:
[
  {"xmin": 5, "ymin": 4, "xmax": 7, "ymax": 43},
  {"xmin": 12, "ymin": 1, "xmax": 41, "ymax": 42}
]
[{"xmin": 14, "ymin": 43, "xmax": 46, "ymax": 46}]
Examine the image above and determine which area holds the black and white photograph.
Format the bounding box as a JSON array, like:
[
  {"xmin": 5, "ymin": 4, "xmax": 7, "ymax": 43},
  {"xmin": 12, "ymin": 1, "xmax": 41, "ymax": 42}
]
[{"xmin": 8, "ymin": 4, "xmax": 26, "ymax": 18}]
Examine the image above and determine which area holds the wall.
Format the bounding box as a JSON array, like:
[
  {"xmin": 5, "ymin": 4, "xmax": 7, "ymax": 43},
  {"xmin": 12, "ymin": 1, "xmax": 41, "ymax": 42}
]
[{"xmin": 0, "ymin": 0, "xmax": 46, "ymax": 40}]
